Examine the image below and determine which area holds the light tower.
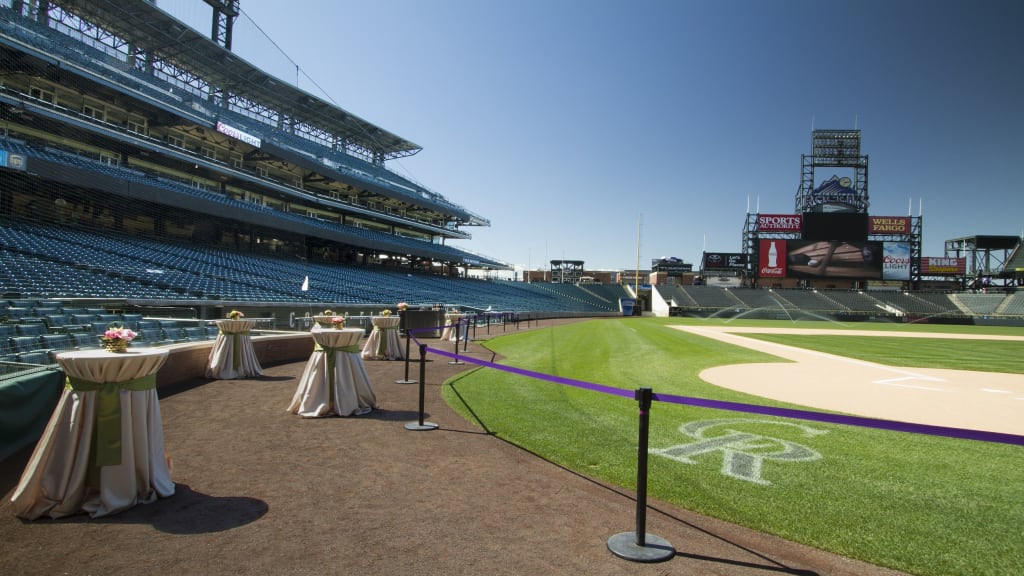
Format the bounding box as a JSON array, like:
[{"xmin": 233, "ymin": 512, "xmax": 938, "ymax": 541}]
[{"xmin": 795, "ymin": 129, "xmax": 868, "ymax": 214}]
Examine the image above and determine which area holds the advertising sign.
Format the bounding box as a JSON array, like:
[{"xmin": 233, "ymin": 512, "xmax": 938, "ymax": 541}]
[
  {"xmin": 652, "ymin": 257, "xmax": 692, "ymax": 274},
  {"xmin": 706, "ymin": 275, "xmax": 743, "ymax": 287},
  {"xmin": 882, "ymin": 242, "xmax": 911, "ymax": 281},
  {"xmin": 784, "ymin": 240, "xmax": 883, "ymax": 279},
  {"xmin": 921, "ymin": 257, "xmax": 967, "ymax": 275},
  {"xmin": 216, "ymin": 121, "xmax": 262, "ymax": 148},
  {"xmin": 0, "ymin": 150, "xmax": 26, "ymax": 170},
  {"xmin": 759, "ymin": 239, "xmax": 786, "ymax": 278},
  {"xmin": 757, "ymin": 214, "xmax": 802, "ymax": 232},
  {"xmin": 703, "ymin": 252, "xmax": 746, "ymax": 269},
  {"xmin": 869, "ymin": 216, "xmax": 911, "ymax": 235}
]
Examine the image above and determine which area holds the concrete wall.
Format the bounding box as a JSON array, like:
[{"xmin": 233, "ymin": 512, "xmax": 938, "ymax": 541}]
[{"xmin": 155, "ymin": 332, "xmax": 313, "ymax": 389}]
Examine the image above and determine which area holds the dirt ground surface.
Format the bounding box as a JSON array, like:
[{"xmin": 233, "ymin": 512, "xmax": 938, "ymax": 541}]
[
  {"xmin": 674, "ymin": 326, "xmax": 1024, "ymax": 436},
  {"xmin": 0, "ymin": 318, "xmax": 922, "ymax": 576}
]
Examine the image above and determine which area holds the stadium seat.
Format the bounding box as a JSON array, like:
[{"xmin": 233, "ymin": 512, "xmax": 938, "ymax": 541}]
[
  {"xmin": 70, "ymin": 332, "xmax": 101, "ymax": 349},
  {"xmin": 9, "ymin": 336, "xmax": 42, "ymax": 354},
  {"xmin": 39, "ymin": 334, "xmax": 73, "ymax": 354},
  {"xmin": 43, "ymin": 314, "xmax": 69, "ymax": 332},
  {"xmin": 15, "ymin": 351, "xmax": 50, "ymax": 365},
  {"xmin": 15, "ymin": 324, "xmax": 45, "ymax": 337}
]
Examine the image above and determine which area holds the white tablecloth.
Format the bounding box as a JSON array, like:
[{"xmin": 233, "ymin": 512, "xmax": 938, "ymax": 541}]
[
  {"xmin": 440, "ymin": 313, "xmax": 467, "ymax": 342},
  {"xmin": 287, "ymin": 328, "xmax": 377, "ymax": 417},
  {"xmin": 206, "ymin": 319, "xmax": 263, "ymax": 379},
  {"xmin": 361, "ymin": 315, "xmax": 404, "ymax": 360},
  {"xmin": 10, "ymin": 348, "xmax": 173, "ymax": 519}
]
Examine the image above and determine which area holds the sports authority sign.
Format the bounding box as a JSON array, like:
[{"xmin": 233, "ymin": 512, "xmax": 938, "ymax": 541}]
[
  {"xmin": 757, "ymin": 214, "xmax": 802, "ymax": 232},
  {"xmin": 869, "ymin": 216, "xmax": 911, "ymax": 235}
]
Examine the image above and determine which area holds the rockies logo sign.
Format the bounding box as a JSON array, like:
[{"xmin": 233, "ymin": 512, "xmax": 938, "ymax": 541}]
[{"xmin": 650, "ymin": 419, "xmax": 827, "ymax": 485}]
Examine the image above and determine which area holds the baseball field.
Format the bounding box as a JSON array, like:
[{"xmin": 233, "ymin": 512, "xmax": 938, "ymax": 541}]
[{"xmin": 442, "ymin": 317, "xmax": 1024, "ymax": 576}]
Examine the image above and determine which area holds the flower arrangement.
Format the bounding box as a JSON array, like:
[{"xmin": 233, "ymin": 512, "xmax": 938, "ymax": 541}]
[
  {"xmin": 381, "ymin": 309, "xmax": 392, "ymax": 317},
  {"xmin": 227, "ymin": 310, "xmax": 244, "ymax": 320},
  {"xmin": 101, "ymin": 323, "xmax": 137, "ymax": 352},
  {"xmin": 331, "ymin": 316, "xmax": 345, "ymax": 329},
  {"xmin": 397, "ymin": 302, "xmax": 408, "ymax": 312}
]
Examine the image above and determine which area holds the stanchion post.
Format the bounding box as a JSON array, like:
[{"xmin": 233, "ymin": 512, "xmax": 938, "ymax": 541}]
[
  {"xmin": 405, "ymin": 343, "xmax": 437, "ymax": 431},
  {"xmin": 607, "ymin": 387, "xmax": 675, "ymax": 563},
  {"xmin": 462, "ymin": 318, "xmax": 469, "ymax": 352},
  {"xmin": 448, "ymin": 319, "xmax": 463, "ymax": 365},
  {"xmin": 395, "ymin": 328, "xmax": 417, "ymax": 384}
]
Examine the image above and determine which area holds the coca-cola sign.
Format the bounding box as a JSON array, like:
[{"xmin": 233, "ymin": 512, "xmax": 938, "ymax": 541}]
[
  {"xmin": 757, "ymin": 214, "xmax": 802, "ymax": 232},
  {"xmin": 759, "ymin": 239, "xmax": 786, "ymax": 277}
]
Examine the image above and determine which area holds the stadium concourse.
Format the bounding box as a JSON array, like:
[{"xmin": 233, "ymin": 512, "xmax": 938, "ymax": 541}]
[{"xmin": 1, "ymin": 318, "xmax": 911, "ymax": 576}]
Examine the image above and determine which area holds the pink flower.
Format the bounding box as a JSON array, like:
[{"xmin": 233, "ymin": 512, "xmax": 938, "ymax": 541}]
[{"xmin": 104, "ymin": 327, "xmax": 137, "ymax": 341}]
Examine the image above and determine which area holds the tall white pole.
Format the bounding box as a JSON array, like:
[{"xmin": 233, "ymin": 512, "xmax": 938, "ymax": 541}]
[{"xmin": 635, "ymin": 214, "xmax": 641, "ymax": 294}]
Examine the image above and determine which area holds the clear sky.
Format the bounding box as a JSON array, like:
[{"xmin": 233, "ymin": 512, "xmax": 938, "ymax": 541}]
[{"xmin": 157, "ymin": 0, "xmax": 1023, "ymax": 276}]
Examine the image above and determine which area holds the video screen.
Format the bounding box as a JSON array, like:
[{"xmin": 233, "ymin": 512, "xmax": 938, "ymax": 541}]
[
  {"xmin": 785, "ymin": 240, "xmax": 882, "ymax": 279},
  {"xmin": 802, "ymin": 212, "xmax": 868, "ymax": 242}
]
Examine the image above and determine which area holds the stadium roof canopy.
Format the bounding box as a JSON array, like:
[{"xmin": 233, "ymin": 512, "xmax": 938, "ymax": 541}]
[
  {"xmin": 946, "ymin": 235, "xmax": 1020, "ymax": 251},
  {"xmin": 55, "ymin": 0, "xmax": 422, "ymax": 162}
]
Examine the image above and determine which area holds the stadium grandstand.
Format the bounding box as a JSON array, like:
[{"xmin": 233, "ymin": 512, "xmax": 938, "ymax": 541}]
[
  {"xmin": 0, "ymin": 0, "xmax": 643, "ymax": 368},
  {"xmin": 657, "ymin": 128, "xmax": 1024, "ymax": 324},
  {"xmin": 2, "ymin": 1, "xmax": 1022, "ymax": 375}
]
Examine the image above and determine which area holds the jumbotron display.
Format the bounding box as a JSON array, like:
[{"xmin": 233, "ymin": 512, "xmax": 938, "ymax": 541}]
[{"xmin": 756, "ymin": 213, "xmax": 913, "ymax": 281}]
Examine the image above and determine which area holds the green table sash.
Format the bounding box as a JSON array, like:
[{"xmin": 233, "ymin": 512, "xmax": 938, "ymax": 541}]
[
  {"xmin": 65, "ymin": 374, "xmax": 157, "ymax": 468},
  {"xmin": 374, "ymin": 326, "xmax": 399, "ymax": 357},
  {"xmin": 319, "ymin": 344, "xmax": 361, "ymax": 408},
  {"xmin": 219, "ymin": 330, "xmax": 251, "ymax": 371}
]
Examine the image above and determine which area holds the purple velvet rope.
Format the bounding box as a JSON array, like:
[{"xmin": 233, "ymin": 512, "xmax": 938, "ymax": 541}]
[{"xmin": 406, "ymin": 328, "xmax": 1024, "ymax": 446}]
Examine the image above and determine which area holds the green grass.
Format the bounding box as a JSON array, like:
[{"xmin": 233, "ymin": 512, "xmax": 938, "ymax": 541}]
[
  {"xmin": 442, "ymin": 318, "xmax": 1024, "ymax": 576},
  {"xmin": 743, "ymin": 333, "xmax": 1024, "ymax": 374}
]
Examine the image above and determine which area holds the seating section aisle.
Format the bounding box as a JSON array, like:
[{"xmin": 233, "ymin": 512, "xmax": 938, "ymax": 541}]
[
  {"xmin": 953, "ymin": 293, "xmax": 1004, "ymax": 315},
  {"xmin": 660, "ymin": 286, "xmax": 1022, "ymax": 320},
  {"xmin": 0, "ymin": 300, "xmax": 223, "ymax": 366},
  {"xmin": 1, "ymin": 222, "xmax": 622, "ymax": 314},
  {"xmin": 998, "ymin": 292, "xmax": 1024, "ymax": 316}
]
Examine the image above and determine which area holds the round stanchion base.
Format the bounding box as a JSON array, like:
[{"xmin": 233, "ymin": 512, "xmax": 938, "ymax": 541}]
[
  {"xmin": 394, "ymin": 379, "xmax": 418, "ymax": 384},
  {"xmin": 448, "ymin": 360, "xmax": 464, "ymax": 365},
  {"xmin": 607, "ymin": 532, "xmax": 675, "ymax": 563},
  {"xmin": 404, "ymin": 421, "xmax": 439, "ymax": 431}
]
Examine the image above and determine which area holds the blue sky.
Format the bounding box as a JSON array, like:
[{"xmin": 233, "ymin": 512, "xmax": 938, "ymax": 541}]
[{"xmin": 158, "ymin": 0, "xmax": 1023, "ymax": 275}]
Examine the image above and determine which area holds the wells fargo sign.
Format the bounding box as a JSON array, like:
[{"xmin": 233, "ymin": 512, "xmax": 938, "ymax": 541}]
[{"xmin": 868, "ymin": 216, "xmax": 910, "ymax": 235}]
